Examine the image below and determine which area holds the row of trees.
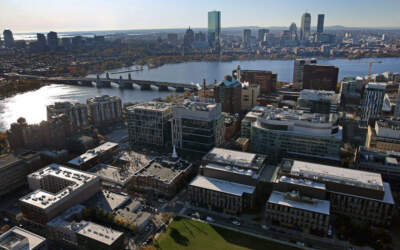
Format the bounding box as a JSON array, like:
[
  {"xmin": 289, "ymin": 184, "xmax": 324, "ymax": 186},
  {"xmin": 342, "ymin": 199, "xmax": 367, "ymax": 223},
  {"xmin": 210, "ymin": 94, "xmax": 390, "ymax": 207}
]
[{"xmin": 81, "ymin": 207, "xmax": 137, "ymax": 233}]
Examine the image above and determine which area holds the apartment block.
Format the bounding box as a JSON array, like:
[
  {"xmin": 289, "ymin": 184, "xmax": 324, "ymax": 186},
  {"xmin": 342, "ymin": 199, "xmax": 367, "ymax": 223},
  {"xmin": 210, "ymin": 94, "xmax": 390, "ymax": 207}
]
[{"xmin": 87, "ymin": 95, "xmax": 122, "ymax": 126}]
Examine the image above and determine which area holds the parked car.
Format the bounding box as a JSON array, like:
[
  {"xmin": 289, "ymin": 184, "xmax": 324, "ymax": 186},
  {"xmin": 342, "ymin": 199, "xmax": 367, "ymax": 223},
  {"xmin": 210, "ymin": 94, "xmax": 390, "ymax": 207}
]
[
  {"xmin": 232, "ymin": 220, "xmax": 241, "ymax": 226},
  {"xmin": 206, "ymin": 216, "xmax": 214, "ymax": 222},
  {"xmin": 261, "ymin": 225, "xmax": 270, "ymax": 230}
]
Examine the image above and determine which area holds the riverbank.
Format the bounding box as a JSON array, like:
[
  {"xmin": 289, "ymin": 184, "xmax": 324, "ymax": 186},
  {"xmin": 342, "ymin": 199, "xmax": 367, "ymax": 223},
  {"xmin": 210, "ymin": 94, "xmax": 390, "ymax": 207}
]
[{"xmin": 0, "ymin": 79, "xmax": 48, "ymax": 100}]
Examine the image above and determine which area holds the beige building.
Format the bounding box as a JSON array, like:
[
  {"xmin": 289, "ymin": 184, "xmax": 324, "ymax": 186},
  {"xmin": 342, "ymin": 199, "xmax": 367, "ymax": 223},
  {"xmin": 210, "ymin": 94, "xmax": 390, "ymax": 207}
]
[
  {"xmin": 241, "ymin": 82, "xmax": 260, "ymax": 112},
  {"xmin": 0, "ymin": 226, "xmax": 47, "ymax": 250},
  {"xmin": 47, "ymin": 102, "xmax": 89, "ymax": 129},
  {"xmin": 367, "ymin": 119, "xmax": 400, "ymax": 152},
  {"xmin": 87, "ymin": 95, "xmax": 122, "ymax": 126}
]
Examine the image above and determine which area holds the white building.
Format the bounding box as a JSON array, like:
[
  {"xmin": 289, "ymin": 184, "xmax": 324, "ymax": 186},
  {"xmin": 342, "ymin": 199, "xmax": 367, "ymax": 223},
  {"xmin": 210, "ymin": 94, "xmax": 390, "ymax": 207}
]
[
  {"xmin": 0, "ymin": 227, "xmax": 47, "ymax": 250},
  {"xmin": 47, "ymin": 102, "xmax": 88, "ymax": 129},
  {"xmin": 87, "ymin": 95, "xmax": 122, "ymax": 126},
  {"xmin": 241, "ymin": 82, "xmax": 260, "ymax": 112}
]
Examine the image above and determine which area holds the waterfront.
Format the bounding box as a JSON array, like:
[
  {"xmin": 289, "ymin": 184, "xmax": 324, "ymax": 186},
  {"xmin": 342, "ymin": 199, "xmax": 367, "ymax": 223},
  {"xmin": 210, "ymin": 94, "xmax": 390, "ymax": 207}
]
[{"xmin": 1, "ymin": 57, "xmax": 400, "ymax": 131}]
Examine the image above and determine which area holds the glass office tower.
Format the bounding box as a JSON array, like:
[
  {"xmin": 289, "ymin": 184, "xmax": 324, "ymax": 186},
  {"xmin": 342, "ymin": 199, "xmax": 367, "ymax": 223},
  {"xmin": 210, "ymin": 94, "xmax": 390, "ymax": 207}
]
[{"xmin": 208, "ymin": 11, "xmax": 221, "ymax": 46}]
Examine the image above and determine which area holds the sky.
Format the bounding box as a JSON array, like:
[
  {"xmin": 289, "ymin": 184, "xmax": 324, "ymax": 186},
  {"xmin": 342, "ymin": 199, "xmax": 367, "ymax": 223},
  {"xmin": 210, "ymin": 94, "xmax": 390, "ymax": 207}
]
[{"xmin": 1, "ymin": 0, "xmax": 400, "ymax": 33}]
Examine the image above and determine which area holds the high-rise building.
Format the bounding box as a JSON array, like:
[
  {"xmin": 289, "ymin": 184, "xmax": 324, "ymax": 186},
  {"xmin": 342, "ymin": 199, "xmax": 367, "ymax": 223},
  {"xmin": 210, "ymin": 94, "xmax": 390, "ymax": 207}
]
[
  {"xmin": 47, "ymin": 31, "xmax": 58, "ymax": 50},
  {"xmin": 297, "ymin": 89, "xmax": 339, "ymax": 114},
  {"xmin": 37, "ymin": 33, "xmax": 47, "ymax": 47},
  {"xmin": 214, "ymin": 75, "xmax": 242, "ymax": 114},
  {"xmin": 241, "ymin": 82, "xmax": 260, "ymax": 112},
  {"xmin": 233, "ymin": 67, "xmax": 277, "ymax": 95},
  {"xmin": 300, "ymin": 13, "xmax": 311, "ymax": 41},
  {"xmin": 3, "ymin": 29, "xmax": 15, "ymax": 48},
  {"xmin": 171, "ymin": 97, "xmax": 225, "ymax": 153},
  {"xmin": 183, "ymin": 27, "xmax": 195, "ymax": 48},
  {"xmin": 360, "ymin": 83, "xmax": 386, "ymax": 121},
  {"xmin": 243, "ymin": 29, "xmax": 251, "ymax": 47},
  {"xmin": 258, "ymin": 29, "xmax": 269, "ymax": 42},
  {"xmin": 317, "ymin": 14, "xmax": 325, "ymax": 34},
  {"xmin": 47, "ymin": 102, "xmax": 89, "ymax": 129},
  {"xmin": 302, "ymin": 65, "xmax": 339, "ymax": 91},
  {"xmin": 293, "ymin": 58, "xmax": 317, "ymax": 89},
  {"xmin": 195, "ymin": 32, "xmax": 206, "ymax": 42},
  {"xmin": 127, "ymin": 102, "xmax": 172, "ymax": 147},
  {"xmin": 289, "ymin": 23, "xmax": 297, "ymax": 40},
  {"xmin": 86, "ymin": 95, "xmax": 122, "ymax": 126},
  {"xmin": 208, "ymin": 10, "xmax": 221, "ymax": 46},
  {"xmin": 394, "ymin": 84, "xmax": 400, "ymax": 118}
]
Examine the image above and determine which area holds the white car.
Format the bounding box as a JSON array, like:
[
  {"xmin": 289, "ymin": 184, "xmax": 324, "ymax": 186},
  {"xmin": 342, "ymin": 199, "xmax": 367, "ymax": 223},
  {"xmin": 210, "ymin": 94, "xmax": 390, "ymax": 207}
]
[
  {"xmin": 232, "ymin": 220, "xmax": 241, "ymax": 226},
  {"xmin": 206, "ymin": 216, "xmax": 214, "ymax": 222},
  {"xmin": 296, "ymin": 242, "xmax": 305, "ymax": 247},
  {"xmin": 328, "ymin": 226, "xmax": 332, "ymax": 236},
  {"xmin": 261, "ymin": 225, "xmax": 270, "ymax": 230}
]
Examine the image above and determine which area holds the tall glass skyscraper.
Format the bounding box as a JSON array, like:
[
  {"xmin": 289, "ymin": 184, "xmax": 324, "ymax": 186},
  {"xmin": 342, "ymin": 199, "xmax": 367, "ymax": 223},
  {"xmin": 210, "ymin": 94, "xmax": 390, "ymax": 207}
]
[
  {"xmin": 300, "ymin": 12, "xmax": 311, "ymax": 41},
  {"xmin": 208, "ymin": 11, "xmax": 221, "ymax": 46},
  {"xmin": 317, "ymin": 14, "xmax": 325, "ymax": 34}
]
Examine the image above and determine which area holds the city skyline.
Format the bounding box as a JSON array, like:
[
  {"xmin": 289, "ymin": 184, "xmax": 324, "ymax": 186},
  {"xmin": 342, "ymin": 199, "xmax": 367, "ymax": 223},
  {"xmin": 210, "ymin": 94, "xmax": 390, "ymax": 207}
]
[{"xmin": 1, "ymin": 0, "xmax": 400, "ymax": 33}]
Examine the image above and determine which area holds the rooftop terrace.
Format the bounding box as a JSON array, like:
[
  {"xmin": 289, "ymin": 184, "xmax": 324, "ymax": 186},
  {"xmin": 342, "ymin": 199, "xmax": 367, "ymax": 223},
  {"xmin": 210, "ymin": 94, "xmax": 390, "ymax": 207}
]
[{"xmin": 203, "ymin": 148, "xmax": 266, "ymax": 170}]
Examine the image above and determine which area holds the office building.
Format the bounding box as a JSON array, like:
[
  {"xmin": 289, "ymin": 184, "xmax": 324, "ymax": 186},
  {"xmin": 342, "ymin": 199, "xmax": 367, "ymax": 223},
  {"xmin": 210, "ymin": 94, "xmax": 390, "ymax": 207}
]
[
  {"xmin": 183, "ymin": 27, "xmax": 194, "ymax": 48},
  {"xmin": 297, "ymin": 89, "xmax": 339, "ymax": 114},
  {"xmin": 302, "ymin": 65, "xmax": 339, "ymax": 91},
  {"xmin": 243, "ymin": 29, "xmax": 251, "ymax": 47},
  {"xmin": 393, "ymin": 84, "xmax": 400, "ymax": 118},
  {"xmin": 130, "ymin": 156, "xmax": 193, "ymax": 197},
  {"xmin": 266, "ymin": 190, "xmax": 330, "ymax": 235},
  {"xmin": 127, "ymin": 102, "xmax": 172, "ymax": 147},
  {"xmin": 0, "ymin": 151, "xmax": 42, "ymax": 196},
  {"xmin": 289, "ymin": 23, "xmax": 297, "ymax": 40},
  {"xmin": 47, "ymin": 102, "xmax": 89, "ymax": 129},
  {"xmin": 356, "ymin": 146, "xmax": 400, "ymax": 191},
  {"xmin": 46, "ymin": 31, "xmax": 58, "ymax": 50},
  {"xmin": 361, "ymin": 83, "xmax": 386, "ymax": 121},
  {"xmin": 258, "ymin": 29, "xmax": 269, "ymax": 42},
  {"xmin": 87, "ymin": 95, "xmax": 122, "ymax": 126},
  {"xmin": 195, "ymin": 32, "xmax": 206, "ymax": 42},
  {"xmin": 214, "ymin": 76, "xmax": 242, "ymax": 114},
  {"xmin": 278, "ymin": 159, "xmax": 394, "ymax": 226},
  {"xmin": 367, "ymin": 119, "xmax": 400, "ymax": 152},
  {"xmin": 340, "ymin": 76, "xmax": 364, "ymax": 110},
  {"xmin": 68, "ymin": 142, "xmax": 119, "ymax": 169},
  {"xmin": 244, "ymin": 106, "xmax": 342, "ymax": 162},
  {"xmin": 19, "ymin": 164, "xmax": 101, "ymax": 224},
  {"xmin": 171, "ymin": 97, "xmax": 225, "ymax": 153},
  {"xmin": 293, "ymin": 58, "xmax": 317, "ymax": 89},
  {"xmin": 167, "ymin": 33, "xmax": 178, "ymax": 44},
  {"xmin": 300, "ymin": 13, "xmax": 311, "ymax": 41},
  {"xmin": 208, "ymin": 10, "xmax": 221, "ymax": 46},
  {"xmin": 241, "ymin": 82, "xmax": 260, "ymax": 112},
  {"xmin": 71, "ymin": 36, "xmax": 84, "ymax": 49},
  {"xmin": 188, "ymin": 148, "xmax": 266, "ymax": 214},
  {"xmin": 233, "ymin": 67, "xmax": 277, "ymax": 95},
  {"xmin": 36, "ymin": 33, "xmax": 47, "ymax": 50},
  {"xmin": 3, "ymin": 30, "xmax": 15, "ymax": 48},
  {"xmin": 0, "ymin": 226, "xmax": 47, "ymax": 250},
  {"xmin": 317, "ymin": 14, "xmax": 325, "ymax": 34}
]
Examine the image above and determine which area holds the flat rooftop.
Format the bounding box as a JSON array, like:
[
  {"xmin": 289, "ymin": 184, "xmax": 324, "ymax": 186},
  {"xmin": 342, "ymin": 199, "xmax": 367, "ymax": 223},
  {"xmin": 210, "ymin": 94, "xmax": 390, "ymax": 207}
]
[
  {"xmin": 278, "ymin": 175, "xmax": 326, "ymax": 190},
  {"xmin": 189, "ymin": 175, "xmax": 255, "ymax": 196},
  {"xmin": 20, "ymin": 164, "xmax": 99, "ymax": 210},
  {"xmin": 203, "ymin": 148, "xmax": 265, "ymax": 170},
  {"xmin": 205, "ymin": 163, "xmax": 258, "ymax": 177},
  {"xmin": 366, "ymin": 82, "xmax": 387, "ymax": 90},
  {"xmin": 127, "ymin": 101, "xmax": 171, "ymax": 112},
  {"xmin": 268, "ymin": 191, "xmax": 330, "ymax": 215},
  {"xmin": 114, "ymin": 151, "xmax": 152, "ymax": 171},
  {"xmin": 286, "ymin": 159, "xmax": 384, "ymax": 191},
  {"xmin": 85, "ymin": 190, "xmax": 129, "ymax": 212},
  {"xmin": 299, "ymin": 89, "xmax": 337, "ymax": 102},
  {"xmin": 90, "ymin": 164, "xmax": 135, "ymax": 186},
  {"xmin": 0, "ymin": 226, "xmax": 46, "ymax": 250},
  {"xmin": 0, "ymin": 154, "xmax": 22, "ymax": 169},
  {"xmin": 68, "ymin": 142, "xmax": 118, "ymax": 167},
  {"xmin": 75, "ymin": 221, "xmax": 123, "ymax": 245},
  {"xmin": 134, "ymin": 157, "xmax": 191, "ymax": 184}
]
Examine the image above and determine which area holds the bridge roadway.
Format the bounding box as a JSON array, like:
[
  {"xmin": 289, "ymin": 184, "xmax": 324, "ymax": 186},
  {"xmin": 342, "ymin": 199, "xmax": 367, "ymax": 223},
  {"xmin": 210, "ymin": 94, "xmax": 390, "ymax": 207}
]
[{"xmin": 8, "ymin": 73, "xmax": 200, "ymax": 92}]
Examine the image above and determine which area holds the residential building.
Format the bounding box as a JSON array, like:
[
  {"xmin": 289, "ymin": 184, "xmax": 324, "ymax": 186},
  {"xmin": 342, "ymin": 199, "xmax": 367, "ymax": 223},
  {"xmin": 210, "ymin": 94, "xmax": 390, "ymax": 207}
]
[
  {"xmin": 127, "ymin": 102, "xmax": 172, "ymax": 147},
  {"xmin": 171, "ymin": 97, "xmax": 225, "ymax": 153},
  {"xmin": 317, "ymin": 14, "xmax": 325, "ymax": 34},
  {"xmin": 188, "ymin": 148, "xmax": 266, "ymax": 214},
  {"xmin": 278, "ymin": 159, "xmax": 394, "ymax": 226},
  {"xmin": 130, "ymin": 156, "xmax": 193, "ymax": 197},
  {"xmin": 0, "ymin": 151, "xmax": 42, "ymax": 196},
  {"xmin": 47, "ymin": 102, "xmax": 89, "ymax": 129},
  {"xmin": 297, "ymin": 89, "xmax": 339, "ymax": 114},
  {"xmin": 214, "ymin": 75, "xmax": 242, "ymax": 114},
  {"xmin": 361, "ymin": 83, "xmax": 386, "ymax": 121},
  {"xmin": 0, "ymin": 226, "xmax": 47, "ymax": 250},
  {"xmin": 68, "ymin": 142, "xmax": 119, "ymax": 169},
  {"xmin": 367, "ymin": 119, "xmax": 400, "ymax": 152},
  {"xmin": 293, "ymin": 58, "xmax": 317, "ymax": 89},
  {"xmin": 19, "ymin": 164, "xmax": 101, "ymax": 224},
  {"xmin": 223, "ymin": 112, "xmax": 240, "ymax": 141},
  {"xmin": 208, "ymin": 11, "xmax": 221, "ymax": 47},
  {"xmin": 302, "ymin": 65, "xmax": 339, "ymax": 91},
  {"xmin": 3, "ymin": 30, "xmax": 15, "ymax": 48},
  {"xmin": 300, "ymin": 13, "xmax": 311, "ymax": 41},
  {"xmin": 241, "ymin": 82, "xmax": 260, "ymax": 111},
  {"xmin": 87, "ymin": 95, "xmax": 122, "ymax": 126},
  {"xmin": 233, "ymin": 67, "xmax": 277, "ymax": 95},
  {"xmin": 356, "ymin": 146, "xmax": 400, "ymax": 191},
  {"xmin": 245, "ymin": 106, "xmax": 342, "ymax": 163},
  {"xmin": 266, "ymin": 191, "xmax": 330, "ymax": 235}
]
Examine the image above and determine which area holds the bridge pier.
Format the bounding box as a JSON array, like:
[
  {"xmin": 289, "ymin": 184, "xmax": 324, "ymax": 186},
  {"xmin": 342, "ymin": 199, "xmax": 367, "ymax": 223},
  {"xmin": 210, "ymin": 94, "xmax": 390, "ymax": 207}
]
[
  {"xmin": 158, "ymin": 85, "xmax": 169, "ymax": 91},
  {"xmin": 81, "ymin": 80, "xmax": 92, "ymax": 86},
  {"xmin": 140, "ymin": 84, "xmax": 152, "ymax": 90},
  {"xmin": 175, "ymin": 87, "xmax": 185, "ymax": 92},
  {"xmin": 96, "ymin": 80, "xmax": 111, "ymax": 88}
]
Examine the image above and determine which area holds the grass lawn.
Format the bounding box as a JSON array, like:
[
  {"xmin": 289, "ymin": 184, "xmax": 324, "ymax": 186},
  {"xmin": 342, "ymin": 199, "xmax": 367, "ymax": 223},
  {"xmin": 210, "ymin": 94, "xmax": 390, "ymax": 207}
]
[{"xmin": 154, "ymin": 217, "xmax": 298, "ymax": 250}]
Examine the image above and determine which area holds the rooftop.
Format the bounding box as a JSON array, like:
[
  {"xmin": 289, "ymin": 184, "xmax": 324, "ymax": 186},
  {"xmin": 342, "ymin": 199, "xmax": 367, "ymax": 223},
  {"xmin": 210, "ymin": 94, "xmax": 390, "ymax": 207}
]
[
  {"xmin": 75, "ymin": 221, "xmax": 123, "ymax": 245},
  {"xmin": 0, "ymin": 227, "xmax": 46, "ymax": 250},
  {"xmin": 203, "ymin": 148, "xmax": 266, "ymax": 170},
  {"xmin": 68, "ymin": 142, "xmax": 118, "ymax": 167},
  {"xmin": 87, "ymin": 95, "xmax": 121, "ymax": 104},
  {"xmin": 90, "ymin": 164, "xmax": 135, "ymax": 186},
  {"xmin": 127, "ymin": 101, "xmax": 172, "ymax": 112},
  {"xmin": 20, "ymin": 164, "xmax": 99, "ymax": 210},
  {"xmin": 278, "ymin": 175, "xmax": 326, "ymax": 190},
  {"xmin": 189, "ymin": 175, "xmax": 255, "ymax": 196},
  {"xmin": 205, "ymin": 163, "xmax": 258, "ymax": 178},
  {"xmin": 299, "ymin": 89, "xmax": 338, "ymax": 102},
  {"xmin": 366, "ymin": 82, "xmax": 387, "ymax": 90},
  {"xmin": 85, "ymin": 190, "xmax": 129, "ymax": 212},
  {"xmin": 268, "ymin": 191, "xmax": 330, "ymax": 215},
  {"xmin": 285, "ymin": 159, "xmax": 384, "ymax": 191},
  {"xmin": 0, "ymin": 154, "xmax": 22, "ymax": 169}
]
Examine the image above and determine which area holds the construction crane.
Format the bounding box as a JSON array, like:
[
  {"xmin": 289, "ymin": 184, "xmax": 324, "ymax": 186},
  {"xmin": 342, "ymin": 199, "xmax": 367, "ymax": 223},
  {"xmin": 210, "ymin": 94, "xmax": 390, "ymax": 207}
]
[{"xmin": 367, "ymin": 58, "xmax": 382, "ymax": 84}]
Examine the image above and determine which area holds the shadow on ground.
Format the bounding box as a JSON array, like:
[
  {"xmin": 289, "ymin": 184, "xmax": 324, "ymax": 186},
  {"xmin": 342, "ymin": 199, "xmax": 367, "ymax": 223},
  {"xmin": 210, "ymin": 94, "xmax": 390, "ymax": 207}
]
[{"xmin": 170, "ymin": 228, "xmax": 189, "ymax": 246}]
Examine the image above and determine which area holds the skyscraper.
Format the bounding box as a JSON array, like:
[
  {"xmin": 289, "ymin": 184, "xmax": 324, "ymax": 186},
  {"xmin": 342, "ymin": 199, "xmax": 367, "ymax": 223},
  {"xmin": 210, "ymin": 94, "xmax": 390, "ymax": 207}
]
[
  {"xmin": 317, "ymin": 14, "xmax": 325, "ymax": 34},
  {"xmin": 243, "ymin": 29, "xmax": 251, "ymax": 47},
  {"xmin": 289, "ymin": 23, "xmax": 297, "ymax": 40},
  {"xmin": 3, "ymin": 30, "xmax": 15, "ymax": 48},
  {"xmin": 208, "ymin": 10, "xmax": 221, "ymax": 47},
  {"xmin": 361, "ymin": 83, "xmax": 386, "ymax": 121},
  {"xmin": 47, "ymin": 31, "xmax": 59, "ymax": 50},
  {"xmin": 183, "ymin": 27, "xmax": 195, "ymax": 48},
  {"xmin": 258, "ymin": 29, "xmax": 269, "ymax": 42},
  {"xmin": 300, "ymin": 13, "xmax": 311, "ymax": 41}
]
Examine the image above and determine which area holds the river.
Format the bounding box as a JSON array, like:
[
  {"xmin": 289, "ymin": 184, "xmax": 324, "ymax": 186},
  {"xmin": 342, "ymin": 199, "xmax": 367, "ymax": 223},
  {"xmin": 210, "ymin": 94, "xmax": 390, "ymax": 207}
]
[{"xmin": 1, "ymin": 57, "xmax": 400, "ymax": 131}]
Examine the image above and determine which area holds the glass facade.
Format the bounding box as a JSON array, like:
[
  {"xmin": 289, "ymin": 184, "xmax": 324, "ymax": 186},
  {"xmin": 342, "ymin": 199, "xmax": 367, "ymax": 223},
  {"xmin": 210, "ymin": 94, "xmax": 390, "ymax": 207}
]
[{"xmin": 208, "ymin": 11, "xmax": 221, "ymax": 46}]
